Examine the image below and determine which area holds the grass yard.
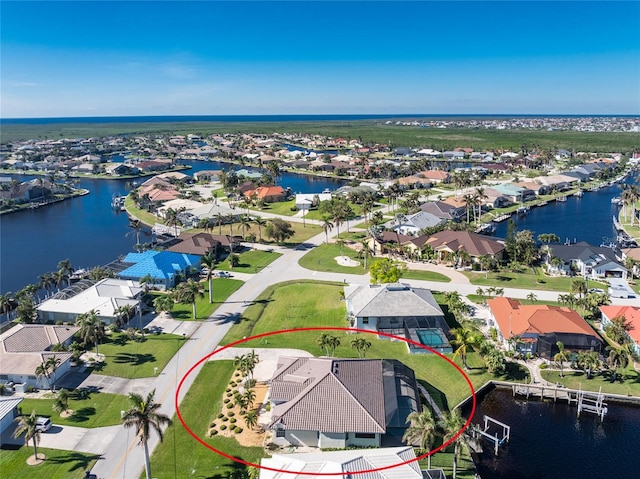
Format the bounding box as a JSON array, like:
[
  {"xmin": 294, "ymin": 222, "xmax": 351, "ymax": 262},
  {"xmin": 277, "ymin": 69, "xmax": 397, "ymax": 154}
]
[
  {"xmin": 462, "ymin": 269, "xmax": 574, "ymax": 291},
  {"xmin": 17, "ymin": 390, "xmax": 126, "ymax": 428},
  {"xmin": 297, "ymin": 243, "xmax": 368, "ymax": 274},
  {"xmin": 150, "ymin": 360, "xmax": 263, "ymax": 479},
  {"xmin": 94, "ymin": 332, "xmax": 187, "ymax": 378},
  {"xmin": 402, "ymin": 269, "xmax": 451, "ymax": 282},
  {"xmin": 541, "ymin": 367, "xmax": 640, "ymax": 397},
  {"xmin": 220, "ymin": 281, "xmax": 528, "ymax": 408},
  {"xmin": 217, "ymin": 249, "xmax": 282, "ymax": 273},
  {"xmin": 168, "ymin": 278, "xmax": 244, "ymax": 320},
  {"xmin": 256, "ymin": 199, "xmax": 297, "ymax": 216},
  {"xmin": 0, "ymin": 447, "xmax": 100, "ymax": 479}
]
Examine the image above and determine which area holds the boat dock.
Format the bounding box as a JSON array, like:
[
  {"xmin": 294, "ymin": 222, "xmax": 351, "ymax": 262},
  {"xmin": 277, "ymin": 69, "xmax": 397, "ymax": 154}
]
[
  {"xmin": 468, "ymin": 415, "xmax": 511, "ymax": 455},
  {"xmin": 512, "ymin": 384, "xmax": 609, "ymax": 421},
  {"xmin": 492, "ymin": 213, "xmax": 511, "ymax": 222},
  {"xmin": 613, "ymin": 215, "xmax": 624, "ymax": 232}
]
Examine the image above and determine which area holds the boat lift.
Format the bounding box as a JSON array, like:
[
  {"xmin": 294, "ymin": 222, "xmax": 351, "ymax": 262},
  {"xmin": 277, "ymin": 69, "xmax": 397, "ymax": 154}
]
[{"xmin": 469, "ymin": 415, "xmax": 511, "ymax": 455}]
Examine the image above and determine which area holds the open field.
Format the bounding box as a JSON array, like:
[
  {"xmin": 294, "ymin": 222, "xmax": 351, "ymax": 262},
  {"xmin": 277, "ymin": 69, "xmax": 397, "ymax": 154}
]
[
  {"xmin": 17, "ymin": 390, "xmax": 126, "ymax": 428},
  {"xmin": 92, "ymin": 332, "xmax": 186, "ymax": 378},
  {"xmin": 541, "ymin": 368, "xmax": 640, "ymax": 396},
  {"xmin": 217, "ymin": 249, "xmax": 282, "ymax": 273},
  {"xmin": 462, "ymin": 269, "xmax": 575, "ymax": 291},
  {"xmin": 165, "ymin": 278, "xmax": 244, "ymax": 320},
  {"xmin": 297, "ymin": 243, "xmax": 368, "ymax": 274},
  {"xmin": 3, "ymin": 120, "xmax": 639, "ymax": 152},
  {"xmin": 0, "ymin": 447, "xmax": 100, "ymax": 479}
]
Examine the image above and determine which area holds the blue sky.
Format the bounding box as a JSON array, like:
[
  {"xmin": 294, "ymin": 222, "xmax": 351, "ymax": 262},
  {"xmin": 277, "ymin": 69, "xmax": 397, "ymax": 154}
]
[{"xmin": 1, "ymin": 1, "xmax": 639, "ymax": 118}]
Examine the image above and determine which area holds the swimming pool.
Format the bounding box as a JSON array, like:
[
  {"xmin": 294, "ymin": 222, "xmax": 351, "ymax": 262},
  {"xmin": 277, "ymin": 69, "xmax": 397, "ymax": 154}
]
[{"xmin": 417, "ymin": 328, "xmax": 448, "ymax": 346}]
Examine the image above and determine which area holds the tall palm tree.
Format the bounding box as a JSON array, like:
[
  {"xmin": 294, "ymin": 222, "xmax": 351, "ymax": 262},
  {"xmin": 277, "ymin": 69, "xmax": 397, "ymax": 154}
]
[
  {"xmin": 215, "ymin": 213, "xmax": 225, "ymax": 235},
  {"xmin": 450, "ymin": 326, "xmax": 482, "ymax": 370},
  {"xmin": 122, "ymin": 389, "xmax": 172, "ymax": 479},
  {"xmin": 13, "ymin": 411, "xmax": 42, "ymax": 461},
  {"xmin": 53, "ymin": 388, "xmax": 71, "ymax": 415},
  {"xmin": 201, "ymin": 252, "xmax": 217, "ymax": 304},
  {"xmin": 316, "ymin": 333, "xmax": 340, "ymax": 357},
  {"xmin": 438, "ymin": 409, "xmax": 469, "ymax": 479},
  {"xmin": 75, "ymin": 309, "xmax": 104, "ymax": 354},
  {"xmin": 253, "ymin": 216, "xmax": 267, "ymax": 242},
  {"xmin": 321, "ymin": 215, "xmax": 334, "ymax": 244},
  {"xmin": 0, "ymin": 291, "xmax": 13, "ymax": 319},
  {"xmin": 244, "ymin": 410, "xmax": 259, "ymax": 430},
  {"xmin": 57, "ymin": 258, "xmax": 74, "ymax": 286},
  {"xmin": 239, "ymin": 214, "xmax": 252, "ymax": 240},
  {"xmin": 576, "ymin": 351, "xmax": 601, "ymax": 379},
  {"xmin": 127, "ymin": 219, "xmax": 143, "ymax": 246},
  {"xmin": 606, "ymin": 345, "xmax": 630, "ymax": 382},
  {"xmin": 153, "ymin": 293, "xmax": 175, "ymax": 315},
  {"xmin": 403, "ymin": 409, "xmax": 437, "ymax": 469},
  {"xmin": 175, "ymin": 279, "xmax": 204, "ymax": 320},
  {"xmin": 39, "ymin": 273, "xmax": 54, "ymax": 298},
  {"xmin": 350, "ymin": 337, "xmax": 372, "ymax": 358},
  {"xmin": 553, "ymin": 341, "xmax": 570, "ymax": 378},
  {"xmin": 35, "ymin": 355, "xmax": 61, "ymax": 391},
  {"xmin": 164, "ymin": 208, "xmax": 180, "ymax": 236}
]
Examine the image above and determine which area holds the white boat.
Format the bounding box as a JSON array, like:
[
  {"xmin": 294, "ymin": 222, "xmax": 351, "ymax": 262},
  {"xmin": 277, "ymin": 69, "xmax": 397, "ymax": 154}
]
[
  {"xmin": 516, "ymin": 206, "xmax": 530, "ymax": 215},
  {"xmin": 611, "ymin": 197, "xmax": 622, "ymax": 205},
  {"xmin": 556, "ymin": 196, "xmax": 567, "ymax": 202}
]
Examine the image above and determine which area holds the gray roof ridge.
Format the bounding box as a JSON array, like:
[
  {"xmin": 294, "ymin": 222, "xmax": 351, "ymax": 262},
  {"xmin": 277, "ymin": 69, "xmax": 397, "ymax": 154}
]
[{"xmin": 270, "ymin": 364, "xmax": 332, "ymax": 422}]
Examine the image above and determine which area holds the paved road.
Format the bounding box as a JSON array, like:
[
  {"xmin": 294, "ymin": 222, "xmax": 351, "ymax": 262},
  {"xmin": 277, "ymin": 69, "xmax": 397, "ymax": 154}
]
[{"xmin": 90, "ymin": 224, "xmax": 640, "ymax": 478}]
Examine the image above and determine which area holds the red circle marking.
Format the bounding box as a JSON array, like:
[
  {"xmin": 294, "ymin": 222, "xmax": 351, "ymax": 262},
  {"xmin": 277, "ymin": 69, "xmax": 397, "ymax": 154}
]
[{"xmin": 175, "ymin": 326, "xmax": 476, "ymax": 476}]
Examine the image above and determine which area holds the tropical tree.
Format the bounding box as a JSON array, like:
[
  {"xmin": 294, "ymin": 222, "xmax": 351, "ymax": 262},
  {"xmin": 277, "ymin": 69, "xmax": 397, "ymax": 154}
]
[
  {"xmin": 242, "ymin": 389, "xmax": 256, "ymax": 410},
  {"xmin": 153, "ymin": 294, "xmax": 174, "ymax": 315},
  {"xmin": 402, "ymin": 409, "xmax": 437, "ymax": 469},
  {"xmin": 53, "ymin": 388, "xmax": 71, "ymax": 415},
  {"xmin": 484, "ymin": 347, "xmax": 506, "ymax": 375},
  {"xmin": 201, "ymin": 252, "xmax": 217, "ymax": 304},
  {"xmin": 606, "ymin": 345, "xmax": 631, "ymax": 382},
  {"xmin": 604, "ymin": 314, "xmax": 635, "ymax": 345},
  {"xmin": 164, "ymin": 208, "xmax": 180, "ymax": 236},
  {"xmin": 13, "ymin": 411, "xmax": 42, "ymax": 461},
  {"xmin": 244, "ymin": 410, "xmax": 259, "ymax": 430},
  {"xmin": 321, "ymin": 215, "xmax": 334, "ymax": 244},
  {"xmin": 553, "ymin": 341, "xmax": 570, "ymax": 378},
  {"xmin": 57, "ymin": 258, "xmax": 74, "ymax": 286},
  {"xmin": 450, "ymin": 326, "xmax": 482, "ymax": 370},
  {"xmin": 369, "ymin": 258, "xmax": 406, "ymax": 284},
  {"xmin": 35, "ymin": 355, "xmax": 61, "ymax": 391},
  {"xmin": 576, "ymin": 351, "xmax": 602, "ymax": 379},
  {"xmin": 265, "ymin": 218, "xmax": 294, "ymax": 244},
  {"xmin": 526, "ymin": 292, "xmax": 537, "ymax": 303},
  {"xmin": 438, "ymin": 408, "xmax": 469, "ymax": 479},
  {"xmin": 75, "ymin": 310, "xmax": 104, "ymax": 354},
  {"xmin": 122, "ymin": 389, "xmax": 172, "ymax": 479},
  {"xmin": 175, "ymin": 279, "xmax": 205, "ymax": 320},
  {"xmin": 350, "ymin": 337, "xmax": 372, "ymax": 358},
  {"xmin": 316, "ymin": 333, "xmax": 340, "ymax": 357},
  {"xmin": 0, "ymin": 291, "xmax": 13, "ymax": 319},
  {"xmin": 253, "ymin": 216, "xmax": 267, "ymax": 242},
  {"xmin": 571, "ymin": 278, "xmax": 588, "ymax": 299},
  {"xmin": 537, "ymin": 233, "xmax": 560, "ymax": 244},
  {"xmin": 239, "ymin": 215, "xmax": 252, "ymax": 240},
  {"xmin": 127, "ymin": 219, "xmax": 144, "ymax": 246}
]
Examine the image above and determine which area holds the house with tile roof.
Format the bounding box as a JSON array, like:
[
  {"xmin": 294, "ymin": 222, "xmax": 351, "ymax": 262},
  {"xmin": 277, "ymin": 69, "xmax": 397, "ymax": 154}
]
[
  {"xmin": 244, "ymin": 185, "xmax": 287, "ymax": 202},
  {"xmin": 344, "ymin": 283, "xmax": 450, "ymax": 353},
  {"xmin": 487, "ymin": 297, "xmax": 602, "ymax": 359},
  {"xmin": 424, "ymin": 230, "xmax": 505, "ymax": 265},
  {"xmin": 259, "ymin": 446, "xmax": 443, "ymax": 479},
  {"xmin": 165, "ymin": 232, "xmax": 240, "ymax": 257},
  {"xmin": 267, "ymin": 357, "xmax": 421, "ymax": 448},
  {"xmin": 37, "ymin": 278, "xmax": 143, "ymax": 325},
  {"xmin": 117, "ymin": 251, "xmax": 200, "ymax": 289},
  {"xmin": 0, "ymin": 324, "xmax": 79, "ymax": 390},
  {"xmin": 599, "ymin": 305, "xmax": 640, "ymax": 356}
]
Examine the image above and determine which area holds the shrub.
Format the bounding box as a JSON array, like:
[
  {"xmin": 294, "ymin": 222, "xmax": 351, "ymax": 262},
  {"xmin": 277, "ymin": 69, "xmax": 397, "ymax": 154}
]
[
  {"xmin": 223, "ymin": 398, "xmax": 230, "ymax": 404},
  {"xmin": 245, "ymin": 378, "xmax": 256, "ymax": 388},
  {"xmin": 225, "ymin": 388, "xmax": 231, "ymax": 393},
  {"xmin": 220, "ymin": 424, "xmax": 227, "ymax": 431},
  {"xmin": 234, "ymin": 427, "xmax": 243, "ymax": 434},
  {"xmin": 221, "ymin": 416, "xmax": 229, "ymax": 422},
  {"xmin": 226, "ymin": 392, "xmax": 233, "ymax": 397},
  {"xmin": 210, "ymin": 422, "xmax": 216, "ymax": 428},
  {"xmin": 539, "ymin": 363, "xmax": 548, "ymax": 369},
  {"xmin": 230, "ymin": 418, "xmax": 237, "ymax": 424},
  {"xmin": 265, "ymin": 402, "xmax": 271, "ymax": 412},
  {"xmin": 217, "ymin": 413, "xmax": 224, "ymax": 419},
  {"xmin": 239, "ymin": 410, "xmax": 246, "ymax": 416},
  {"xmin": 226, "ymin": 403, "xmax": 233, "ymax": 409},
  {"xmin": 210, "ymin": 429, "xmax": 218, "ymax": 436},
  {"xmin": 229, "ymin": 380, "xmax": 236, "ymax": 387},
  {"xmin": 228, "ymin": 411, "xmax": 235, "ymax": 417}
]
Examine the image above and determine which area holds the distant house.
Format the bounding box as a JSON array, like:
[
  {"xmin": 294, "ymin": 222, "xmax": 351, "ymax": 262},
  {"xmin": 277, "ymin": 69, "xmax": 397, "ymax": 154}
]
[
  {"xmin": 37, "ymin": 278, "xmax": 143, "ymax": 325},
  {"xmin": 391, "ymin": 211, "xmax": 444, "ymax": 236},
  {"xmin": 365, "ymin": 231, "xmax": 414, "ymax": 255},
  {"xmin": 117, "ymin": 251, "xmax": 200, "ymax": 289},
  {"xmin": 259, "ymin": 447, "xmax": 435, "ymax": 479},
  {"xmin": 193, "ymin": 170, "xmax": 222, "ymax": 182},
  {"xmin": 244, "ymin": 185, "xmax": 287, "ymax": 203},
  {"xmin": 548, "ymin": 242, "xmax": 628, "ymax": 279},
  {"xmin": 105, "ymin": 163, "xmax": 136, "ymax": 176},
  {"xmin": 268, "ymin": 357, "xmax": 421, "ymax": 448},
  {"xmin": 165, "ymin": 232, "xmax": 240, "ymax": 257},
  {"xmin": 295, "ymin": 193, "xmax": 331, "ymax": 211},
  {"xmin": 0, "ymin": 324, "xmax": 79, "ymax": 390},
  {"xmin": 599, "ymin": 306, "xmax": 640, "ymax": 355},
  {"xmin": 345, "ymin": 282, "xmax": 450, "ymax": 353},
  {"xmin": 420, "ymin": 201, "xmax": 465, "ymax": 221},
  {"xmin": 424, "ymin": 230, "xmax": 505, "ymax": 264},
  {"xmin": 487, "ymin": 297, "xmax": 602, "ymax": 359}
]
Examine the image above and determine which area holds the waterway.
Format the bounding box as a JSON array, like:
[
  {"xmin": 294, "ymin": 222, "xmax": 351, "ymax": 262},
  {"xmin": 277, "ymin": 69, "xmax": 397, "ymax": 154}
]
[
  {"xmin": 0, "ymin": 161, "xmax": 346, "ymax": 294},
  {"xmin": 471, "ymin": 387, "xmax": 640, "ymax": 479},
  {"xmin": 493, "ymin": 180, "xmax": 631, "ymax": 246}
]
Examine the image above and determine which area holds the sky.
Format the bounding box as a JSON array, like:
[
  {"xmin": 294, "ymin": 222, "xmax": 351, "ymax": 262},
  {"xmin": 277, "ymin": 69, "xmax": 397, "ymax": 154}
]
[{"xmin": 1, "ymin": 0, "xmax": 639, "ymax": 118}]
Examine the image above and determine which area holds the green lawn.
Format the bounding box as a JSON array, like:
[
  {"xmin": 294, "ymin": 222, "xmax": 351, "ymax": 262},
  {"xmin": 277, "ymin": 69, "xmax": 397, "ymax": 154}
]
[
  {"xmin": 541, "ymin": 367, "xmax": 640, "ymax": 397},
  {"xmin": 462, "ymin": 269, "xmax": 574, "ymax": 291},
  {"xmin": 217, "ymin": 249, "xmax": 282, "ymax": 273},
  {"xmin": 220, "ymin": 281, "xmax": 528, "ymax": 408},
  {"xmin": 149, "ymin": 360, "xmax": 263, "ymax": 479},
  {"xmin": 17, "ymin": 390, "xmax": 126, "ymax": 428},
  {"xmin": 168, "ymin": 278, "xmax": 244, "ymax": 320},
  {"xmin": 255, "ymin": 199, "xmax": 297, "ymax": 216},
  {"xmin": 298, "ymin": 243, "xmax": 368, "ymax": 274},
  {"xmin": 94, "ymin": 332, "xmax": 187, "ymax": 378},
  {"xmin": 402, "ymin": 269, "xmax": 451, "ymax": 283},
  {"xmin": 0, "ymin": 447, "xmax": 100, "ymax": 479}
]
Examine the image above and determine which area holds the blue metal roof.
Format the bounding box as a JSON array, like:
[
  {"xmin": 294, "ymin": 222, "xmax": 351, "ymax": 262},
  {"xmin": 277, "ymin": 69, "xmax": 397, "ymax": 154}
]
[{"xmin": 118, "ymin": 251, "xmax": 200, "ymax": 280}]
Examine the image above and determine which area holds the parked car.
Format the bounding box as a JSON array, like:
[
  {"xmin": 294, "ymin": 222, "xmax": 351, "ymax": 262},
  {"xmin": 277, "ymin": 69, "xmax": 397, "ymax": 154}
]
[
  {"xmin": 217, "ymin": 271, "xmax": 232, "ymax": 278},
  {"xmin": 35, "ymin": 417, "xmax": 52, "ymax": 432}
]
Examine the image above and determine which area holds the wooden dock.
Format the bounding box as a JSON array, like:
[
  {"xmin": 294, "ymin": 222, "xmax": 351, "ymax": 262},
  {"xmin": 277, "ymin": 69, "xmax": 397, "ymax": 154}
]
[{"xmin": 513, "ymin": 384, "xmax": 576, "ymax": 403}]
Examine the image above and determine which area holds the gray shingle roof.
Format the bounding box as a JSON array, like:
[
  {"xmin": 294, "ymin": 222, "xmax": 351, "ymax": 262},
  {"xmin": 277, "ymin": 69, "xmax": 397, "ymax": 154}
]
[
  {"xmin": 345, "ymin": 283, "xmax": 444, "ymax": 318},
  {"xmin": 2, "ymin": 324, "xmax": 79, "ymax": 353}
]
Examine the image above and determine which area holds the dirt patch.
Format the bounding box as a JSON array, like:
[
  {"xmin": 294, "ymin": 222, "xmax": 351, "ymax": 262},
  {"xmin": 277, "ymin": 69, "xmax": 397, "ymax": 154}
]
[
  {"xmin": 335, "ymin": 256, "xmax": 360, "ymax": 267},
  {"xmin": 26, "ymin": 453, "xmax": 46, "ymax": 465},
  {"xmin": 208, "ymin": 372, "xmax": 269, "ymax": 448},
  {"xmin": 60, "ymin": 410, "xmax": 74, "ymax": 418}
]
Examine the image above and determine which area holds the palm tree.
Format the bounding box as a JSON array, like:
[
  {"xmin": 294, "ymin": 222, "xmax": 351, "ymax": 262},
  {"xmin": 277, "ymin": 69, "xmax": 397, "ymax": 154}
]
[
  {"xmin": 253, "ymin": 216, "xmax": 267, "ymax": 242},
  {"xmin": 316, "ymin": 333, "xmax": 340, "ymax": 357},
  {"xmin": 164, "ymin": 207, "xmax": 180, "ymax": 236},
  {"xmin": 242, "ymin": 389, "xmax": 256, "ymax": 410},
  {"xmin": 122, "ymin": 389, "xmax": 172, "ymax": 479},
  {"xmin": 75, "ymin": 310, "xmax": 104, "ymax": 354},
  {"xmin": 153, "ymin": 294, "xmax": 174, "ymax": 315},
  {"xmin": 450, "ymin": 326, "xmax": 482, "ymax": 370},
  {"xmin": 35, "ymin": 355, "xmax": 61, "ymax": 391},
  {"xmin": 57, "ymin": 258, "xmax": 74, "ymax": 286},
  {"xmin": 53, "ymin": 388, "xmax": 71, "ymax": 415},
  {"xmin": 175, "ymin": 279, "xmax": 204, "ymax": 320},
  {"xmin": 403, "ymin": 409, "xmax": 437, "ymax": 469},
  {"xmin": 350, "ymin": 337, "xmax": 372, "ymax": 358},
  {"xmin": 127, "ymin": 218, "xmax": 143, "ymax": 246},
  {"xmin": 576, "ymin": 351, "xmax": 601, "ymax": 379},
  {"xmin": 238, "ymin": 214, "xmax": 252, "ymax": 240},
  {"xmin": 201, "ymin": 252, "xmax": 216, "ymax": 304},
  {"xmin": 39, "ymin": 272, "xmax": 54, "ymax": 298},
  {"xmin": 321, "ymin": 215, "xmax": 334, "ymax": 244},
  {"xmin": 13, "ymin": 411, "xmax": 42, "ymax": 461},
  {"xmin": 526, "ymin": 292, "xmax": 537, "ymax": 303},
  {"xmin": 438, "ymin": 409, "xmax": 469, "ymax": 479},
  {"xmin": 244, "ymin": 410, "xmax": 259, "ymax": 430},
  {"xmin": 606, "ymin": 345, "xmax": 630, "ymax": 382},
  {"xmin": 0, "ymin": 291, "xmax": 13, "ymax": 319},
  {"xmin": 553, "ymin": 341, "xmax": 570, "ymax": 378}
]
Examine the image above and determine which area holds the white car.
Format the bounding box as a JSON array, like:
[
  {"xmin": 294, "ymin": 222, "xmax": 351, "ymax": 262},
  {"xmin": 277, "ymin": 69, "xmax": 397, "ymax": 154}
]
[
  {"xmin": 35, "ymin": 417, "xmax": 52, "ymax": 432},
  {"xmin": 217, "ymin": 271, "xmax": 232, "ymax": 278}
]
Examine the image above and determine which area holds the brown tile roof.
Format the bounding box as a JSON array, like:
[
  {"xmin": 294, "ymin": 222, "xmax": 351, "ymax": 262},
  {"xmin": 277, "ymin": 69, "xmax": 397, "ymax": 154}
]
[
  {"xmin": 425, "ymin": 230, "xmax": 505, "ymax": 256},
  {"xmin": 599, "ymin": 305, "xmax": 640, "ymax": 345},
  {"xmin": 487, "ymin": 297, "xmax": 600, "ymax": 339},
  {"xmin": 269, "ymin": 357, "xmax": 386, "ymax": 434},
  {"xmin": 2, "ymin": 324, "xmax": 79, "ymax": 353},
  {"xmin": 166, "ymin": 232, "xmax": 220, "ymax": 255}
]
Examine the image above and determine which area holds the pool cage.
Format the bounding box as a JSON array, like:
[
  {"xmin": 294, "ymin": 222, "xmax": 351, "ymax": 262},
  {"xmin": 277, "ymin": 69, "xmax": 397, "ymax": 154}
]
[
  {"xmin": 403, "ymin": 317, "xmax": 452, "ymax": 354},
  {"xmin": 537, "ymin": 332, "xmax": 602, "ymax": 360}
]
